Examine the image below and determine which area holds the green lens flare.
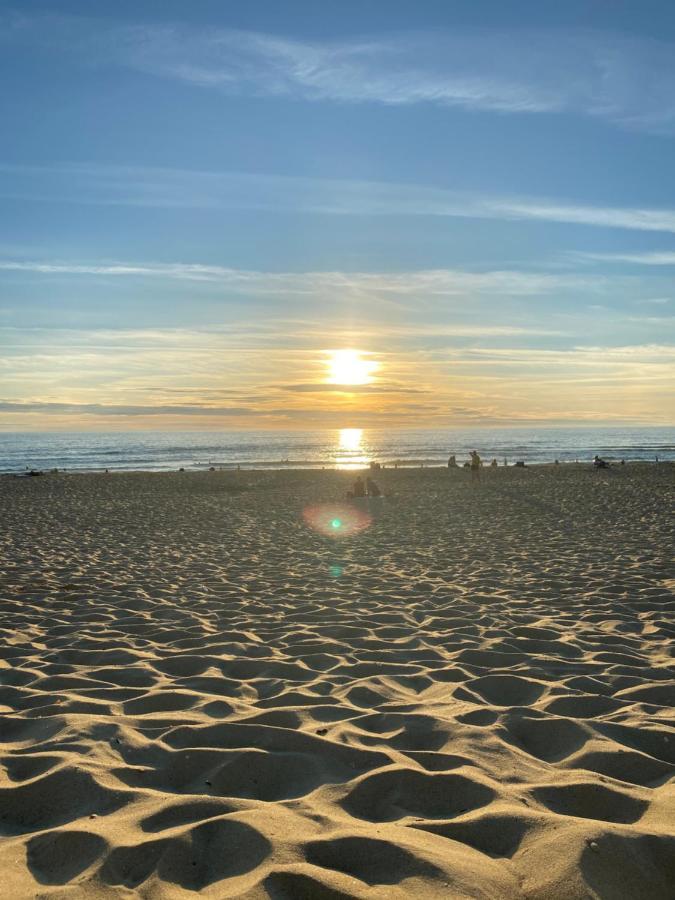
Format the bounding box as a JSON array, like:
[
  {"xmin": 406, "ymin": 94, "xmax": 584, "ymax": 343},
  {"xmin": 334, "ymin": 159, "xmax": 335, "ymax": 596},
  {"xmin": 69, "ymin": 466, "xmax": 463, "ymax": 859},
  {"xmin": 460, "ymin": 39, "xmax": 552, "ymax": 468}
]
[{"xmin": 302, "ymin": 503, "xmax": 372, "ymax": 539}]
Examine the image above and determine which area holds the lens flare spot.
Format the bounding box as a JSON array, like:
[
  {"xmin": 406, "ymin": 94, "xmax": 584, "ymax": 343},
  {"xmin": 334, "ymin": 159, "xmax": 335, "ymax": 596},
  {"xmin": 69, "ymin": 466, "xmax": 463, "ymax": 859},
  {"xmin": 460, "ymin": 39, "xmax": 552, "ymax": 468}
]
[{"xmin": 303, "ymin": 503, "xmax": 372, "ymax": 538}]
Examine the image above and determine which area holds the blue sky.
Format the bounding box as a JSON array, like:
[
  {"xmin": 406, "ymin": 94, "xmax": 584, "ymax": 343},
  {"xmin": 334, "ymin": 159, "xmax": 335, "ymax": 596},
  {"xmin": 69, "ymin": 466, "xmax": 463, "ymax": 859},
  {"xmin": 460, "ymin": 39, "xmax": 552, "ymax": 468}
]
[{"xmin": 0, "ymin": 0, "xmax": 673, "ymax": 429}]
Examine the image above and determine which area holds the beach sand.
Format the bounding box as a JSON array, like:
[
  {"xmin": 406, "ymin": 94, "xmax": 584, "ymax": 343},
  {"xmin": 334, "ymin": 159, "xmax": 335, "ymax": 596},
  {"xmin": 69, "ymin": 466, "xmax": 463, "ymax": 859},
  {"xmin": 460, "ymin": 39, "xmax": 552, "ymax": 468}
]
[{"xmin": 1, "ymin": 464, "xmax": 674, "ymax": 899}]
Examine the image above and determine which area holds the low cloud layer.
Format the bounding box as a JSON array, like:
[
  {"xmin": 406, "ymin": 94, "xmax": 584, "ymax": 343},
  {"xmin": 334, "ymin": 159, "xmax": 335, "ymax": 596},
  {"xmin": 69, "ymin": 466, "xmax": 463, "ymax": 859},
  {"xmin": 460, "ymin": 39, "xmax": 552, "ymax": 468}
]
[{"xmin": 0, "ymin": 401, "xmax": 262, "ymax": 416}]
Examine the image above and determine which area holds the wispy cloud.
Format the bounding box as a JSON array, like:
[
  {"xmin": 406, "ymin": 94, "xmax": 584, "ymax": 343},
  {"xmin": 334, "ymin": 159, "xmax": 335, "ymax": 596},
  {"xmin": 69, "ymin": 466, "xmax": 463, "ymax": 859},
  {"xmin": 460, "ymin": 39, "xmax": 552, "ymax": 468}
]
[
  {"xmin": 500, "ymin": 203, "xmax": 675, "ymax": 234},
  {"xmin": 0, "ymin": 258, "xmax": 594, "ymax": 297},
  {"xmin": 574, "ymin": 251, "xmax": 675, "ymax": 265},
  {"xmin": 451, "ymin": 343, "xmax": 675, "ymax": 367},
  {"xmin": 3, "ymin": 12, "xmax": 675, "ymax": 130},
  {"xmin": 0, "ymin": 400, "xmax": 262, "ymax": 416},
  {"xmin": 3, "ymin": 163, "xmax": 675, "ymax": 234}
]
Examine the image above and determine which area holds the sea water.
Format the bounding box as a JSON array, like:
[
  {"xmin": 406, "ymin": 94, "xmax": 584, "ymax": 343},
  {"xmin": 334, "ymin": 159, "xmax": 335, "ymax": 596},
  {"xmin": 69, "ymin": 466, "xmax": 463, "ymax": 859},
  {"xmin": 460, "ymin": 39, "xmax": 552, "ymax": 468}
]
[{"xmin": 0, "ymin": 427, "xmax": 673, "ymax": 473}]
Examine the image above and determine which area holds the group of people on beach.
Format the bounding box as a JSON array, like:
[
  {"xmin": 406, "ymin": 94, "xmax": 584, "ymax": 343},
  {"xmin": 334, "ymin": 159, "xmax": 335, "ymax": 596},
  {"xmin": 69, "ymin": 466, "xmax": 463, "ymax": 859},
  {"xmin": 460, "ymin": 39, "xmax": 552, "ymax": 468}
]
[
  {"xmin": 448, "ymin": 452, "xmax": 617, "ymax": 473},
  {"xmin": 447, "ymin": 450, "xmax": 498, "ymax": 481},
  {"xmin": 340, "ymin": 452, "xmax": 626, "ymax": 500},
  {"xmin": 347, "ymin": 475, "xmax": 381, "ymax": 498}
]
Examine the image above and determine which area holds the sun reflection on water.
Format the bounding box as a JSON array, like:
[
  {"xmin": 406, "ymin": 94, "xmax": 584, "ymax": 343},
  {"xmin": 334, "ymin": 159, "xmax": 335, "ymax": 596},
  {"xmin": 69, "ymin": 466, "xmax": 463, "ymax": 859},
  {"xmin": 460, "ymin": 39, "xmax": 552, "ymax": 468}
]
[
  {"xmin": 339, "ymin": 428, "xmax": 363, "ymax": 452},
  {"xmin": 334, "ymin": 428, "xmax": 371, "ymax": 469}
]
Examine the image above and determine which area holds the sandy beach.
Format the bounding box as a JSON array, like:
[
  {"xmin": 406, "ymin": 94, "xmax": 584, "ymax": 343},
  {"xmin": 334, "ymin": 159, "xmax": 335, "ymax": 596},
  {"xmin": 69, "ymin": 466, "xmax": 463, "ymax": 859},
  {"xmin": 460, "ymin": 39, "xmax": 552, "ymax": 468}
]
[{"xmin": 1, "ymin": 464, "xmax": 673, "ymax": 899}]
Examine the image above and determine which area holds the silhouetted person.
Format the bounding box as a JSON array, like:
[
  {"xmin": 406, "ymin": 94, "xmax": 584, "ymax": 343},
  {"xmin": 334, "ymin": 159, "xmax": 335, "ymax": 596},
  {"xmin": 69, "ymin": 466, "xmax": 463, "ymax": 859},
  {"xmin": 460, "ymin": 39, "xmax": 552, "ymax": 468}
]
[
  {"xmin": 366, "ymin": 477, "xmax": 381, "ymax": 497},
  {"xmin": 447, "ymin": 454, "xmax": 457, "ymax": 468},
  {"xmin": 352, "ymin": 476, "xmax": 366, "ymax": 497},
  {"xmin": 593, "ymin": 455, "xmax": 609, "ymax": 469},
  {"xmin": 470, "ymin": 450, "xmax": 481, "ymax": 482},
  {"xmin": 490, "ymin": 458, "xmax": 498, "ymax": 468}
]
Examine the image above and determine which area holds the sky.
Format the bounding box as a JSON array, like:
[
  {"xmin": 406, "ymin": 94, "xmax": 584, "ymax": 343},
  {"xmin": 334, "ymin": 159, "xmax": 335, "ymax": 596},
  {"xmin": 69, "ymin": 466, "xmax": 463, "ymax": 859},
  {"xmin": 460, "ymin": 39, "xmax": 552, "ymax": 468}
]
[{"xmin": 0, "ymin": 0, "xmax": 674, "ymax": 431}]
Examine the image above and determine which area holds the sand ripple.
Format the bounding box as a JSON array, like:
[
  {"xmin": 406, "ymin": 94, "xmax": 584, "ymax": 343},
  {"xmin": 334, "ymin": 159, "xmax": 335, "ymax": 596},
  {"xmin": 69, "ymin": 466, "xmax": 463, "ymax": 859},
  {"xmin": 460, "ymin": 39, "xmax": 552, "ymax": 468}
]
[{"xmin": 1, "ymin": 465, "xmax": 674, "ymax": 898}]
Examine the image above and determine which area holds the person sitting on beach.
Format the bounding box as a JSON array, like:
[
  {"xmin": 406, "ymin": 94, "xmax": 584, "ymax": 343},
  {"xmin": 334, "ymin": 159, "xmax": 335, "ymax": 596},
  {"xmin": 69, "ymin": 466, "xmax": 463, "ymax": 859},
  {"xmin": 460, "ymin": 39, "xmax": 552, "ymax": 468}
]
[
  {"xmin": 593, "ymin": 455, "xmax": 610, "ymax": 469},
  {"xmin": 447, "ymin": 454, "xmax": 457, "ymax": 468},
  {"xmin": 366, "ymin": 477, "xmax": 381, "ymax": 497},
  {"xmin": 470, "ymin": 450, "xmax": 482, "ymax": 481},
  {"xmin": 348, "ymin": 475, "xmax": 366, "ymax": 498},
  {"xmin": 490, "ymin": 458, "xmax": 498, "ymax": 468}
]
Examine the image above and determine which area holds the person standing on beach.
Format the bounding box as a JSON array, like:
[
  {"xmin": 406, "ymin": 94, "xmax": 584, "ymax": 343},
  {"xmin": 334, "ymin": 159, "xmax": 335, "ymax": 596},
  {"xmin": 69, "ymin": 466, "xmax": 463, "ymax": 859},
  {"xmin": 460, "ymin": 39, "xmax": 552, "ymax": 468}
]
[{"xmin": 470, "ymin": 450, "xmax": 481, "ymax": 482}]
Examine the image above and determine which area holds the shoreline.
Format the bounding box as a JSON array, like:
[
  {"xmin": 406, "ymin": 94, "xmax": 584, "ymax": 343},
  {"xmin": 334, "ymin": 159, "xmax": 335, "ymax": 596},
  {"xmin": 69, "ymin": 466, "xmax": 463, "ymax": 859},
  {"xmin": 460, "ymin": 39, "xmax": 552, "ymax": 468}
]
[{"xmin": 3, "ymin": 458, "xmax": 673, "ymax": 477}]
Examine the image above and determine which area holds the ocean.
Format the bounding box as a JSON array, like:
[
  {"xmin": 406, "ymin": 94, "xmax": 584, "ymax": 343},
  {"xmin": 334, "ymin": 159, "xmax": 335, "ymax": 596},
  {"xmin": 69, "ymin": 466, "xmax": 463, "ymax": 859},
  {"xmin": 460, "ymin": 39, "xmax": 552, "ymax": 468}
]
[{"xmin": 0, "ymin": 427, "xmax": 673, "ymax": 474}]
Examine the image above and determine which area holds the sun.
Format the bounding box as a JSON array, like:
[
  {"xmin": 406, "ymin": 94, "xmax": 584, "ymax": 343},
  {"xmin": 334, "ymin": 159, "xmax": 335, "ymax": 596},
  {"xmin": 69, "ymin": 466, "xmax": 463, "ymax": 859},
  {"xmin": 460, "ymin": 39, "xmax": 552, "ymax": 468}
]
[{"xmin": 326, "ymin": 349, "xmax": 378, "ymax": 385}]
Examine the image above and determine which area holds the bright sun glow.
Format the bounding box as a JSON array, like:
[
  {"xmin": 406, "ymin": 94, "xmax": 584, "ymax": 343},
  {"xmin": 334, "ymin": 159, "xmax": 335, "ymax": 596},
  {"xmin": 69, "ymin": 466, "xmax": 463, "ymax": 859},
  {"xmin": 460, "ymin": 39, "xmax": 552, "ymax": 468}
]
[{"xmin": 326, "ymin": 349, "xmax": 378, "ymax": 385}]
